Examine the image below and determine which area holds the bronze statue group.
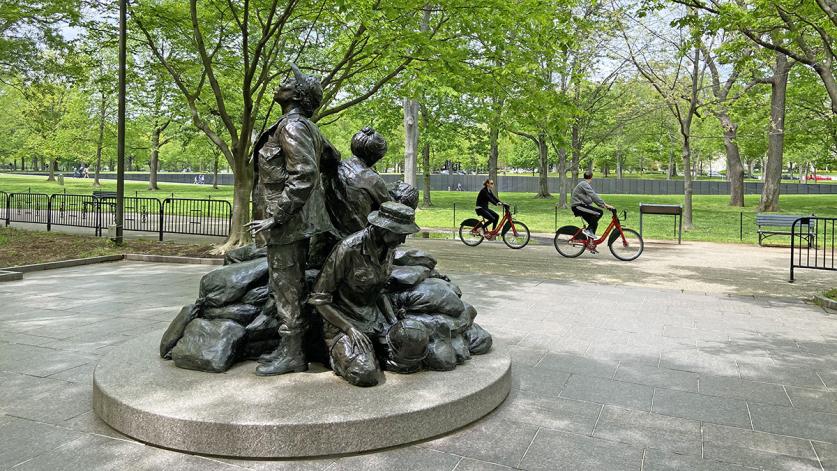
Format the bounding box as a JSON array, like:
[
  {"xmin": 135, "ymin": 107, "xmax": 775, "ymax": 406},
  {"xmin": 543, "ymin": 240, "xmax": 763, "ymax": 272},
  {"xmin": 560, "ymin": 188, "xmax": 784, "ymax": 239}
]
[{"xmin": 159, "ymin": 65, "xmax": 492, "ymax": 387}]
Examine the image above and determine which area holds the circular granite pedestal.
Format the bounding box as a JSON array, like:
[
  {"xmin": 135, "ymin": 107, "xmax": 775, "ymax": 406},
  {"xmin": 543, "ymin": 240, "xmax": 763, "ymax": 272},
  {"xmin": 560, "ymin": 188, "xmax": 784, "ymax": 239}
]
[{"xmin": 93, "ymin": 331, "xmax": 511, "ymax": 458}]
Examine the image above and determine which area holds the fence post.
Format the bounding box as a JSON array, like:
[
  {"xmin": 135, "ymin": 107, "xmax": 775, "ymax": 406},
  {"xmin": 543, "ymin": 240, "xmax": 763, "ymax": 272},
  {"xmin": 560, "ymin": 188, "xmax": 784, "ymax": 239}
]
[
  {"xmin": 46, "ymin": 196, "xmax": 52, "ymax": 231},
  {"xmin": 790, "ymin": 220, "xmax": 796, "ymax": 282},
  {"xmin": 739, "ymin": 212, "xmax": 743, "ymax": 241},
  {"xmin": 95, "ymin": 197, "xmax": 101, "ymax": 237},
  {"xmin": 452, "ymin": 203, "xmax": 456, "ymax": 239},
  {"xmin": 159, "ymin": 199, "xmax": 165, "ymax": 241}
]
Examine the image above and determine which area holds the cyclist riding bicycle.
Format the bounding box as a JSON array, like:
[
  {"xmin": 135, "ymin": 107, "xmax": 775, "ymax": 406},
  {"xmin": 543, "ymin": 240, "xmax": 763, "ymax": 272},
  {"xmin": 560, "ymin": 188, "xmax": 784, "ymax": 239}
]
[
  {"xmin": 475, "ymin": 179, "xmax": 504, "ymax": 239},
  {"xmin": 571, "ymin": 171, "xmax": 614, "ymax": 241}
]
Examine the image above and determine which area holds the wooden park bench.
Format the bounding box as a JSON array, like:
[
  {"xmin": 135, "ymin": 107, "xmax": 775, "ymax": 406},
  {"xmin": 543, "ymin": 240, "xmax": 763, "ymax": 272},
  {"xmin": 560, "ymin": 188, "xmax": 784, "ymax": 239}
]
[
  {"xmin": 756, "ymin": 213, "xmax": 815, "ymax": 247},
  {"xmin": 639, "ymin": 203, "xmax": 683, "ymax": 244}
]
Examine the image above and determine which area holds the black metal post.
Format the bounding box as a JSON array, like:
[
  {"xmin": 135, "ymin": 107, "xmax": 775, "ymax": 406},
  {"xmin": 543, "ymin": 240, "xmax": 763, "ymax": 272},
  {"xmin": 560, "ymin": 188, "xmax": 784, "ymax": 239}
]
[
  {"xmin": 790, "ymin": 220, "xmax": 796, "ymax": 282},
  {"xmin": 159, "ymin": 202, "xmax": 165, "ymax": 242},
  {"xmin": 46, "ymin": 197, "xmax": 51, "ymax": 231},
  {"xmin": 115, "ymin": 0, "xmax": 127, "ymax": 244},
  {"xmin": 639, "ymin": 212, "xmax": 643, "ymax": 237},
  {"xmin": 452, "ymin": 203, "xmax": 456, "ymax": 239},
  {"xmin": 678, "ymin": 213, "xmax": 682, "ymax": 244}
]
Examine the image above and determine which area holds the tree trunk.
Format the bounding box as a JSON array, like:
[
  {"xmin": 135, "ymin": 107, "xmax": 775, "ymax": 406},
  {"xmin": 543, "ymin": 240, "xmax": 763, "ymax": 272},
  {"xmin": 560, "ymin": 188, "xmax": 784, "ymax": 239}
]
[
  {"xmin": 616, "ymin": 150, "xmax": 624, "ymax": 179},
  {"xmin": 422, "ymin": 142, "xmax": 431, "ymax": 207},
  {"xmin": 488, "ymin": 124, "xmax": 499, "ymax": 197},
  {"xmin": 420, "ymin": 105, "xmax": 431, "ymax": 207},
  {"xmin": 212, "ymin": 152, "xmax": 219, "ymax": 189},
  {"xmin": 47, "ymin": 159, "xmax": 56, "ymax": 181},
  {"xmin": 402, "ymin": 99, "xmax": 419, "ymax": 188},
  {"xmin": 681, "ymin": 135, "xmax": 694, "ymax": 229},
  {"xmin": 557, "ymin": 146, "xmax": 568, "ymax": 208},
  {"xmin": 536, "ymin": 132, "xmax": 550, "ymax": 198},
  {"xmin": 217, "ymin": 151, "xmax": 254, "ymax": 253},
  {"xmin": 721, "ymin": 117, "xmax": 745, "ymax": 207},
  {"xmin": 93, "ymin": 92, "xmax": 106, "ymax": 188},
  {"xmin": 759, "ymin": 52, "xmax": 791, "ymax": 212},
  {"xmin": 148, "ymin": 127, "xmax": 161, "ymax": 190},
  {"xmin": 812, "ymin": 63, "xmax": 837, "ymax": 115},
  {"xmin": 570, "ymin": 121, "xmax": 581, "ymax": 185}
]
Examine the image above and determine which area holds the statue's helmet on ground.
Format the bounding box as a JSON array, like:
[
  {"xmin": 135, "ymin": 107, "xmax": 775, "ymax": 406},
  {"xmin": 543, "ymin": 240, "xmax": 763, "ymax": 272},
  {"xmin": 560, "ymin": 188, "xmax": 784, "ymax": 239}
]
[
  {"xmin": 385, "ymin": 318, "xmax": 430, "ymax": 372},
  {"xmin": 351, "ymin": 127, "xmax": 388, "ymax": 166}
]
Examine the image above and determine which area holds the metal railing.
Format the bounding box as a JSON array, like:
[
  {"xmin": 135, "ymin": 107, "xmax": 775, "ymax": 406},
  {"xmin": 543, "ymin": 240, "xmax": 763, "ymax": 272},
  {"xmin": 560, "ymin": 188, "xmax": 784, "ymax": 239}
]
[
  {"xmin": 2, "ymin": 192, "xmax": 231, "ymax": 240},
  {"xmin": 790, "ymin": 217, "xmax": 836, "ymax": 281},
  {"xmin": 49, "ymin": 194, "xmax": 99, "ymax": 232},
  {"xmin": 162, "ymin": 198, "xmax": 231, "ymax": 238},
  {"xmin": 98, "ymin": 196, "xmax": 164, "ymax": 239},
  {"xmin": 0, "ymin": 191, "xmax": 7, "ymax": 225},
  {"xmin": 7, "ymin": 193, "xmax": 50, "ymax": 227}
]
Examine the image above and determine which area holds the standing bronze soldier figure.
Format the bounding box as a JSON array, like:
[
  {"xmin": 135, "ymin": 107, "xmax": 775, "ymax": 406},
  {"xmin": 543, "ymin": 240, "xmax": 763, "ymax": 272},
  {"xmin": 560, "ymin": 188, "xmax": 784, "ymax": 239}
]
[{"xmin": 246, "ymin": 64, "xmax": 337, "ymax": 376}]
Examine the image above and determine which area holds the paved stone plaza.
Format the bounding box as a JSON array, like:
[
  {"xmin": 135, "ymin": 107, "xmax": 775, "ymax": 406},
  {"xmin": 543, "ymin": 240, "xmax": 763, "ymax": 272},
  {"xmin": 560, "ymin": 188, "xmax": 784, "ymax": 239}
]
[{"xmin": 1, "ymin": 240, "xmax": 836, "ymax": 470}]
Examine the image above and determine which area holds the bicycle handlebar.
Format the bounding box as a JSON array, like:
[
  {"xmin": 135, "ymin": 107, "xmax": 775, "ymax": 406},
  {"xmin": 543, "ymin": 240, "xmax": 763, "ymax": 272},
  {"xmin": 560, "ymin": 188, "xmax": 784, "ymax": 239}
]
[{"xmin": 607, "ymin": 207, "xmax": 628, "ymax": 222}]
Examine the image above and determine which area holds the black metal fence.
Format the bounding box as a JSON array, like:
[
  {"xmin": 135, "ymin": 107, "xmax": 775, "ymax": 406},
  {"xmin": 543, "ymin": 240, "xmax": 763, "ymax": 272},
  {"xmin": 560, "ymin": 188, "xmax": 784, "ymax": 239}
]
[
  {"xmin": 790, "ymin": 217, "xmax": 836, "ymax": 281},
  {"xmin": 0, "ymin": 191, "xmax": 6, "ymax": 224},
  {"xmin": 8, "ymin": 192, "xmax": 50, "ymax": 227},
  {"xmin": 2, "ymin": 192, "xmax": 230, "ymax": 240},
  {"xmin": 162, "ymin": 198, "xmax": 231, "ymax": 237},
  {"xmin": 790, "ymin": 216, "xmax": 837, "ymax": 281}
]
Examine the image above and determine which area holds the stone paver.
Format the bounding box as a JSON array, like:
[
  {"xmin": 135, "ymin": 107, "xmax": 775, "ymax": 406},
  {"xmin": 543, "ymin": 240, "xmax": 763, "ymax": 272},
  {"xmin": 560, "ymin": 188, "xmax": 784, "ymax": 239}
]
[
  {"xmin": 0, "ymin": 239, "xmax": 835, "ymax": 469},
  {"xmin": 651, "ymin": 388, "xmax": 752, "ymax": 428}
]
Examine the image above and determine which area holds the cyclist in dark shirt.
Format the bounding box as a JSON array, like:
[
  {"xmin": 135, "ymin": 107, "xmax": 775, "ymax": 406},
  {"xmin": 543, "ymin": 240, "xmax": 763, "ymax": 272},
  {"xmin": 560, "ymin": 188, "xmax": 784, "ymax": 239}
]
[{"xmin": 475, "ymin": 179, "xmax": 503, "ymax": 235}]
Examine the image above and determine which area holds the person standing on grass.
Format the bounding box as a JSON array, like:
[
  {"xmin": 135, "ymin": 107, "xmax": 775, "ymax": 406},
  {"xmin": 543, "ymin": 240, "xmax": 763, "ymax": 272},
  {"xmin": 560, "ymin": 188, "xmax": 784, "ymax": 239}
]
[{"xmin": 571, "ymin": 170, "xmax": 613, "ymax": 239}]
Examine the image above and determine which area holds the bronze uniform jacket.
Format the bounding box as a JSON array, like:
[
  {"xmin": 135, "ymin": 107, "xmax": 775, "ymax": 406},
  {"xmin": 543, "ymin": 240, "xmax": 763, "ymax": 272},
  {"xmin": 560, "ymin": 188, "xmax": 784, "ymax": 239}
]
[{"xmin": 253, "ymin": 111, "xmax": 336, "ymax": 246}]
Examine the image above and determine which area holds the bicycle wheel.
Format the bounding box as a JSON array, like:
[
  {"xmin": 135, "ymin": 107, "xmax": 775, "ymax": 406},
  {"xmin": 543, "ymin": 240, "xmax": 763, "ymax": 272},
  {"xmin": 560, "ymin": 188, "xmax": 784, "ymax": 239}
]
[
  {"xmin": 459, "ymin": 220, "xmax": 484, "ymax": 246},
  {"xmin": 609, "ymin": 228, "xmax": 644, "ymax": 261},
  {"xmin": 553, "ymin": 225, "xmax": 586, "ymax": 258},
  {"xmin": 502, "ymin": 221, "xmax": 530, "ymax": 249}
]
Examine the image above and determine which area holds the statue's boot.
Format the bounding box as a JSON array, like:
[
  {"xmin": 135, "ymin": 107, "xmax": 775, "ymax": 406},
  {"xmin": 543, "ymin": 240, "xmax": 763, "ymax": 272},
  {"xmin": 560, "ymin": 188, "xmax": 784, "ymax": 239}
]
[
  {"xmin": 255, "ymin": 335, "xmax": 307, "ymax": 376},
  {"xmin": 257, "ymin": 348, "xmax": 280, "ymax": 364}
]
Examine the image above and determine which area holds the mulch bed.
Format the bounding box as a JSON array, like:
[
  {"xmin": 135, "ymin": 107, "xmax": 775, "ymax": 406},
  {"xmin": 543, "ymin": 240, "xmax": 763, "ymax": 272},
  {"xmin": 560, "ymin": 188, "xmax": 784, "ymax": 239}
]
[{"xmin": 0, "ymin": 227, "xmax": 219, "ymax": 268}]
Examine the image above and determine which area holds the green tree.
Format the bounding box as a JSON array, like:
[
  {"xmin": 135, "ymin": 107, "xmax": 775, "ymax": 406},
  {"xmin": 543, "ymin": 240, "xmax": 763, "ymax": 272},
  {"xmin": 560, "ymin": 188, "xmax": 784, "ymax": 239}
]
[{"xmin": 131, "ymin": 0, "xmax": 459, "ymax": 251}]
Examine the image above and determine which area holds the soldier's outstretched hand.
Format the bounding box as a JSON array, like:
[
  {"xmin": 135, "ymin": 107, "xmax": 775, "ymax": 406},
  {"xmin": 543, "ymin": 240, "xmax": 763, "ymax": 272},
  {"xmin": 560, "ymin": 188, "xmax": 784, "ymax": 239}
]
[
  {"xmin": 347, "ymin": 327, "xmax": 372, "ymax": 353},
  {"xmin": 244, "ymin": 218, "xmax": 275, "ymax": 235}
]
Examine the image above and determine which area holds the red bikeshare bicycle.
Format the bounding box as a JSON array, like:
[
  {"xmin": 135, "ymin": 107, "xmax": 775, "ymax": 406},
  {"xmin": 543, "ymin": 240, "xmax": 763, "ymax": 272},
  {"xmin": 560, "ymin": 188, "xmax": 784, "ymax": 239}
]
[
  {"xmin": 459, "ymin": 203, "xmax": 530, "ymax": 249},
  {"xmin": 553, "ymin": 207, "xmax": 644, "ymax": 261}
]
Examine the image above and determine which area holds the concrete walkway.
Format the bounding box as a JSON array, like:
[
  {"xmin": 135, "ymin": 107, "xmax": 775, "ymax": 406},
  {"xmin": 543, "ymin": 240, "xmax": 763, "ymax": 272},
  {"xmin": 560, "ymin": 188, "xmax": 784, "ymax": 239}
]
[
  {"xmin": 409, "ymin": 238, "xmax": 835, "ymax": 300},
  {"xmin": 0, "ymin": 241, "xmax": 836, "ymax": 469}
]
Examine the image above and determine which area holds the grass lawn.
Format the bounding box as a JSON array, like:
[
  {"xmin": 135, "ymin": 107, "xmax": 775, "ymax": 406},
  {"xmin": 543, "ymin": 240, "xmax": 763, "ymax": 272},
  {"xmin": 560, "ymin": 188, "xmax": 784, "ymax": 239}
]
[
  {"xmin": 0, "ymin": 173, "xmax": 233, "ymax": 202},
  {"xmin": 3, "ymin": 172, "xmax": 836, "ymax": 244},
  {"xmin": 0, "ymin": 227, "xmax": 218, "ymax": 268},
  {"xmin": 415, "ymin": 192, "xmax": 837, "ymax": 244}
]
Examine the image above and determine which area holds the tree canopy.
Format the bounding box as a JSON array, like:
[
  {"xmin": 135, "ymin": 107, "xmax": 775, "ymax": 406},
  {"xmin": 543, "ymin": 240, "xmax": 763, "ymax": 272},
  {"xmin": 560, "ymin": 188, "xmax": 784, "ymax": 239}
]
[{"xmin": 0, "ymin": 0, "xmax": 834, "ymax": 244}]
